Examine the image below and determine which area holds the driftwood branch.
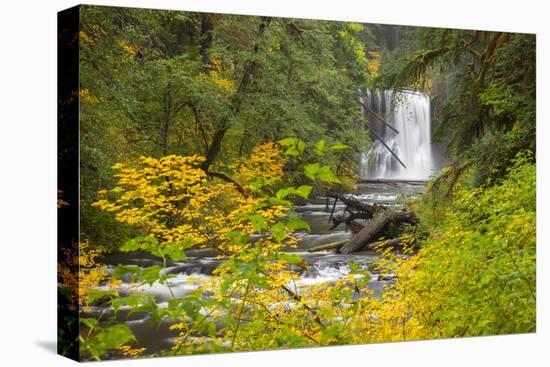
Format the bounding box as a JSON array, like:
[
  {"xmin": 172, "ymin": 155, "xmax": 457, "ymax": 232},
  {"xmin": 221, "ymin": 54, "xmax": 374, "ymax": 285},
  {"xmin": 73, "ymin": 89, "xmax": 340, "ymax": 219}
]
[{"xmin": 359, "ymin": 95, "xmax": 406, "ymax": 170}]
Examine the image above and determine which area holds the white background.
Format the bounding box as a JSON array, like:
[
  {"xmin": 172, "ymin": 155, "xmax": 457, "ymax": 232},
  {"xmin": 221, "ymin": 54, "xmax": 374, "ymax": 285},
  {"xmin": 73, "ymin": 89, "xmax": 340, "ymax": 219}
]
[{"xmin": 0, "ymin": 0, "xmax": 547, "ymax": 365}]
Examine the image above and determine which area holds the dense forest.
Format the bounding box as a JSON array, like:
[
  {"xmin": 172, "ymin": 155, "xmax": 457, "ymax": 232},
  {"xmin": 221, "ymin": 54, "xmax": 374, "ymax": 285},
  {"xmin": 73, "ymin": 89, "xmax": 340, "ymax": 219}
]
[{"xmin": 58, "ymin": 5, "xmax": 536, "ymax": 360}]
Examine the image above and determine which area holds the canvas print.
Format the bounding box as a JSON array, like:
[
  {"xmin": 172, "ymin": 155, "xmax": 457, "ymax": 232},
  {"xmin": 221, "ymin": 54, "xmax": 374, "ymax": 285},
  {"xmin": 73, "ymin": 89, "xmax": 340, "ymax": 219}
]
[{"xmin": 57, "ymin": 4, "xmax": 536, "ymax": 361}]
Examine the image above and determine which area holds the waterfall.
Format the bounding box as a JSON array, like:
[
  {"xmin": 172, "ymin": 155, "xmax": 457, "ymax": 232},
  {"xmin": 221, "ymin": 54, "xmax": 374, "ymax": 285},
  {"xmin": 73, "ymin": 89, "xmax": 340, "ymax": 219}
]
[{"xmin": 360, "ymin": 90, "xmax": 435, "ymax": 180}]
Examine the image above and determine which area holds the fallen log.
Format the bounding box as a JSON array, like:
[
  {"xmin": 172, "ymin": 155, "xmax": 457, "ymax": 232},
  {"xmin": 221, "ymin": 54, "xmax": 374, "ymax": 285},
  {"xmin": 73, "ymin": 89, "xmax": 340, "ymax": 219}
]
[
  {"xmin": 349, "ymin": 220, "xmax": 367, "ymax": 234},
  {"xmin": 326, "ymin": 191, "xmax": 374, "ymax": 217},
  {"xmin": 340, "ymin": 208, "xmax": 393, "ymax": 254},
  {"xmin": 323, "ymin": 190, "xmax": 418, "ymax": 254},
  {"xmin": 307, "ymin": 239, "xmax": 348, "ymax": 253},
  {"xmin": 339, "ymin": 209, "xmax": 418, "ymax": 254},
  {"xmin": 330, "ymin": 211, "xmax": 372, "ymax": 230},
  {"xmin": 328, "ymin": 196, "xmax": 339, "ymax": 223}
]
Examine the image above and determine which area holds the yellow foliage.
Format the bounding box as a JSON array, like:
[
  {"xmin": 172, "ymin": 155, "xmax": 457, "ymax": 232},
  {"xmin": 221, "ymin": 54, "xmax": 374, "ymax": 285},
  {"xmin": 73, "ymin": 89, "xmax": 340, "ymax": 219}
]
[
  {"xmin": 58, "ymin": 241, "xmax": 109, "ymax": 311},
  {"xmin": 211, "ymin": 58, "xmax": 223, "ymax": 72},
  {"xmin": 214, "ymin": 77, "xmax": 235, "ymax": 91},
  {"xmin": 204, "ymin": 58, "xmax": 235, "ymax": 92},
  {"xmin": 230, "ymin": 142, "xmax": 287, "ymax": 184},
  {"xmin": 93, "ymin": 150, "xmax": 289, "ymax": 256},
  {"xmin": 119, "ymin": 345, "xmax": 146, "ymax": 358},
  {"xmin": 88, "ymin": 145, "xmax": 438, "ymax": 354},
  {"xmin": 80, "ymin": 88, "xmax": 99, "ymax": 104},
  {"xmin": 89, "ymin": 143, "xmax": 452, "ymax": 354},
  {"xmin": 79, "ymin": 31, "xmax": 93, "ymax": 44},
  {"xmin": 117, "ymin": 40, "xmax": 137, "ymax": 58},
  {"xmin": 367, "ymin": 50, "xmax": 381, "ymax": 76}
]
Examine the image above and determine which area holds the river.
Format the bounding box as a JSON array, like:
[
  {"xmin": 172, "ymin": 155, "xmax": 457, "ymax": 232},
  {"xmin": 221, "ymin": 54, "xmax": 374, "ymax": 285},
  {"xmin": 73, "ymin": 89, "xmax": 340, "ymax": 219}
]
[
  {"xmin": 86, "ymin": 180, "xmax": 424, "ymax": 355},
  {"xmin": 86, "ymin": 89, "xmax": 435, "ymax": 355}
]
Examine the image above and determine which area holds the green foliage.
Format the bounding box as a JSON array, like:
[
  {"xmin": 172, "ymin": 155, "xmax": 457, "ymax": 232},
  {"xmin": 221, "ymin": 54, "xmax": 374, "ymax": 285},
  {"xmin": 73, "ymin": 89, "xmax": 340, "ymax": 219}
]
[
  {"xmin": 113, "ymin": 264, "xmax": 174, "ymax": 286},
  {"xmin": 280, "ymin": 137, "xmax": 306, "ymax": 157},
  {"xmin": 329, "ymin": 143, "xmax": 352, "ymax": 151},
  {"xmin": 85, "ymin": 288, "xmax": 119, "ymax": 304},
  {"xmin": 121, "ymin": 236, "xmax": 189, "ymax": 264},
  {"xmin": 375, "ymin": 28, "xmax": 535, "ymax": 188},
  {"xmin": 112, "ymin": 294, "xmax": 158, "ymax": 315},
  {"xmin": 80, "ymin": 322, "xmax": 135, "ymax": 361},
  {"xmin": 406, "ymin": 153, "xmax": 536, "ymax": 336},
  {"xmin": 275, "ymin": 185, "xmax": 313, "ymax": 200},
  {"xmin": 287, "ymin": 217, "xmax": 311, "ymax": 232},
  {"xmin": 304, "ymin": 163, "xmax": 340, "ymax": 183},
  {"xmin": 78, "ymin": 7, "xmax": 371, "ymax": 251}
]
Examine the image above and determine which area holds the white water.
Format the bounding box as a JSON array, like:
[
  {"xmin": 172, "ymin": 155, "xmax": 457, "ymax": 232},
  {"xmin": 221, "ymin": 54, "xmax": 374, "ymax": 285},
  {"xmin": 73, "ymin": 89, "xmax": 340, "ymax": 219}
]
[
  {"xmin": 88, "ymin": 181, "xmax": 425, "ymax": 355},
  {"xmin": 360, "ymin": 90, "xmax": 435, "ymax": 180}
]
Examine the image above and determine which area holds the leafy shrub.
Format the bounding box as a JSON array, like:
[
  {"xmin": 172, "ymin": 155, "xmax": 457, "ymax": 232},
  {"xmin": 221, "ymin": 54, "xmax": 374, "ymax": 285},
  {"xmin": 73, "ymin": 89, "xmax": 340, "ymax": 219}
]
[{"xmin": 383, "ymin": 152, "xmax": 535, "ymax": 338}]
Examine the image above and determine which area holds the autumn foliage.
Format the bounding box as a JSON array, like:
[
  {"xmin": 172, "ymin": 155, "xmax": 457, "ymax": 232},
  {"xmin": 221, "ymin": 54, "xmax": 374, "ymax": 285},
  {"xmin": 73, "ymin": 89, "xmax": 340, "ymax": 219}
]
[{"xmin": 69, "ymin": 140, "xmax": 536, "ymax": 360}]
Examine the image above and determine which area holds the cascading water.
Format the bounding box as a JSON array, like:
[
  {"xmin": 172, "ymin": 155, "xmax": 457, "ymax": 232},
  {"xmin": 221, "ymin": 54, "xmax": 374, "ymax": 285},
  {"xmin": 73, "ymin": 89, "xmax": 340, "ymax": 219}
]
[{"xmin": 360, "ymin": 90, "xmax": 435, "ymax": 180}]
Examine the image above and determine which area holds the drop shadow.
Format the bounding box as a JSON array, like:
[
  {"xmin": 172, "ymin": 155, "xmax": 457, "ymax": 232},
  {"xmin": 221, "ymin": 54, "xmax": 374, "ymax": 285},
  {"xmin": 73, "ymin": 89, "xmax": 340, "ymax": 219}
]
[{"xmin": 36, "ymin": 340, "xmax": 57, "ymax": 354}]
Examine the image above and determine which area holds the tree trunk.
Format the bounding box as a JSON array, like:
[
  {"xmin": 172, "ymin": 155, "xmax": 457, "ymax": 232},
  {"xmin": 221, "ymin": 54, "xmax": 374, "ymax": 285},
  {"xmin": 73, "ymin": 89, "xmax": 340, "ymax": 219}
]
[
  {"xmin": 199, "ymin": 13, "xmax": 214, "ymax": 70},
  {"xmin": 201, "ymin": 126, "xmax": 228, "ymax": 171},
  {"xmin": 201, "ymin": 17, "xmax": 271, "ymax": 172}
]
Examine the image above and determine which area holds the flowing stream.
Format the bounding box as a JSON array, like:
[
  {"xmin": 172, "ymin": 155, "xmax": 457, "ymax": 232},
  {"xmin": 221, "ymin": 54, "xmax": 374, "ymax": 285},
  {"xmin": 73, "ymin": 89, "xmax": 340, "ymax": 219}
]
[
  {"xmin": 87, "ymin": 91, "xmax": 435, "ymax": 355},
  {"xmin": 89, "ymin": 181, "xmax": 424, "ymax": 355}
]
